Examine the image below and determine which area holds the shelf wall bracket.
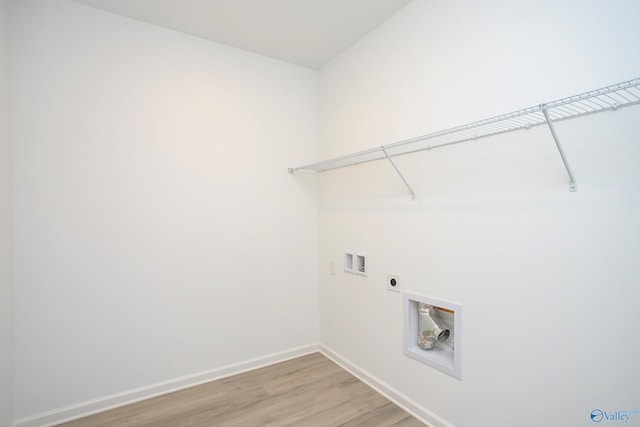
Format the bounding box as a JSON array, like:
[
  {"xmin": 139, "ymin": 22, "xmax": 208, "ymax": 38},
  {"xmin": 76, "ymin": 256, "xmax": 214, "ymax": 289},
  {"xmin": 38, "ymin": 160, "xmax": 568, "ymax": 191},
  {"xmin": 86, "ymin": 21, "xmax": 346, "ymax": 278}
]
[
  {"xmin": 382, "ymin": 147, "xmax": 416, "ymax": 200},
  {"xmin": 541, "ymin": 107, "xmax": 577, "ymax": 192}
]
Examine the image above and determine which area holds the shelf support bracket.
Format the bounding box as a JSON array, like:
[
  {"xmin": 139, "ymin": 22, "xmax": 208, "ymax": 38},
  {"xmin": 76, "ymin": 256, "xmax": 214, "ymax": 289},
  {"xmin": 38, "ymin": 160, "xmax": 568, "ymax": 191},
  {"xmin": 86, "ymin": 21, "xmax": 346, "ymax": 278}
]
[
  {"xmin": 382, "ymin": 147, "xmax": 416, "ymax": 200},
  {"xmin": 542, "ymin": 107, "xmax": 577, "ymax": 192}
]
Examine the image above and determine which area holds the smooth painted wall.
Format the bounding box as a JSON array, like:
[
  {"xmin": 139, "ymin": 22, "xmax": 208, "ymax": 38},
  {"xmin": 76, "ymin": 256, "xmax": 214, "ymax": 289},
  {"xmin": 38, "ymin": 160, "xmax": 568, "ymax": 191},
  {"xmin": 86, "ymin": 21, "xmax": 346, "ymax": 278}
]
[
  {"xmin": 0, "ymin": 0, "xmax": 14, "ymax": 424},
  {"xmin": 318, "ymin": 1, "xmax": 640, "ymax": 426},
  {"xmin": 10, "ymin": 0, "xmax": 318, "ymax": 419}
]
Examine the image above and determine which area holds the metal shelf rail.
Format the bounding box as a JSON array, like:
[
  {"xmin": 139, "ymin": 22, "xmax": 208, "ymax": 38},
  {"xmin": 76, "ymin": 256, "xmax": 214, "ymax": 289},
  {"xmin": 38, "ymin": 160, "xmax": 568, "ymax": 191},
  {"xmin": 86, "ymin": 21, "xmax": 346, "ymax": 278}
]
[{"xmin": 288, "ymin": 78, "xmax": 640, "ymax": 198}]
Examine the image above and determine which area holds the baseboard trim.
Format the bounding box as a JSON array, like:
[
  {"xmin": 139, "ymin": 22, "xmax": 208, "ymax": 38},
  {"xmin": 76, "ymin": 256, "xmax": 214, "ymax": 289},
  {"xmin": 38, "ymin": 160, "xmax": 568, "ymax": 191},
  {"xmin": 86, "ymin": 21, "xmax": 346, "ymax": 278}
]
[
  {"xmin": 319, "ymin": 345, "xmax": 454, "ymax": 427},
  {"xmin": 15, "ymin": 343, "xmax": 319, "ymax": 427}
]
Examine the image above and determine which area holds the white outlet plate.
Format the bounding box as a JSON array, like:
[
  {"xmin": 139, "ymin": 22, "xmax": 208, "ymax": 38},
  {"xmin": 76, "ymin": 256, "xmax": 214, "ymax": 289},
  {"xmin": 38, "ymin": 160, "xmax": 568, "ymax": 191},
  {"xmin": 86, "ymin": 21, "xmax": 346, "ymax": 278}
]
[
  {"xmin": 386, "ymin": 273, "xmax": 400, "ymax": 292},
  {"xmin": 330, "ymin": 261, "xmax": 336, "ymax": 275}
]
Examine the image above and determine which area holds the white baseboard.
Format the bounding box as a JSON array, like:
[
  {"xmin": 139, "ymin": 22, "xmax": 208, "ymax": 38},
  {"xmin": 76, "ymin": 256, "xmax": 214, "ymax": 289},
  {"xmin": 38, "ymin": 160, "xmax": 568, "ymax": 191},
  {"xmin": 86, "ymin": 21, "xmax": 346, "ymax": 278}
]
[
  {"xmin": 14, "ymin": 343, "xmax": 451, "ymax": 427},
  {"xmin": 15, "ymin": 343, "xmax": 319, "ymax": 427},
  {"xmin": 319, "ymin": 345, "xmax": 454, "ymax": 427}
]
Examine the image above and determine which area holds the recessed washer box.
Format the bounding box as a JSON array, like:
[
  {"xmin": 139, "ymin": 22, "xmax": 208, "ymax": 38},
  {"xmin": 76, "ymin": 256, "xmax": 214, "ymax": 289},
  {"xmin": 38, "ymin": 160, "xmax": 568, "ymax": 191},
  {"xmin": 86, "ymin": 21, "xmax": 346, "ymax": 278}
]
[
  {"xmin": 354, "ymin": 253, "xmax": 366, "ymax": 276},
  {"xmin": 344, "ymin": 252, "xmax": 354, "ymax": 273},
  {"xmin": 345, "ymin": 251, "xmax": 366, "ymax": 275},
  {"xmin": 403, "ymin": 292, "xmax": 462, "ymax": 380}
]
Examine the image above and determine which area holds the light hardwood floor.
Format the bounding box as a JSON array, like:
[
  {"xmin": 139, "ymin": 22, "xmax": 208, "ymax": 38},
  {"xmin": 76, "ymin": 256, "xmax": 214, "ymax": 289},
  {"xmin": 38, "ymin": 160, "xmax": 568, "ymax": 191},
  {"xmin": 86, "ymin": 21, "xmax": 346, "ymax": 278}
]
[{"xmin": 56, "ymin": 353, "xmax": 425, "ymax": 427}]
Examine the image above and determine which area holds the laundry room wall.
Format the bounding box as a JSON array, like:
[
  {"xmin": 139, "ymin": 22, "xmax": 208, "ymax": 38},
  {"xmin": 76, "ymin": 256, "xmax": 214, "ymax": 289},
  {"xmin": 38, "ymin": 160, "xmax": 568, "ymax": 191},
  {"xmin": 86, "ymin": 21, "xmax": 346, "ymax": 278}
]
[
  {"xmin": 10, "ymin": 0, "xmax": 318, "ymax": 422},
  {"xmin": 1, "ymin": 0, "xmax": 14, "ymax": 424},
  {"xmin": 317, "ymin": 1, "xmax": 640, "ymax": 426}
]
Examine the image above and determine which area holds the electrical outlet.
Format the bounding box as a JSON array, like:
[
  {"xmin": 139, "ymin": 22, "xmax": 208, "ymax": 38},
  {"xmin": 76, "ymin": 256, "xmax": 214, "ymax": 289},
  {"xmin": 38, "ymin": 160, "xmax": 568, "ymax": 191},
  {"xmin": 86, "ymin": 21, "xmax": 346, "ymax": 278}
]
[
  {"xmin": 386, "ymin": 273, "xmax": 400, "ymax": 292},
  {"xmin": 330, "ymin": 261, "xmax": 336, "ymax": 275}
]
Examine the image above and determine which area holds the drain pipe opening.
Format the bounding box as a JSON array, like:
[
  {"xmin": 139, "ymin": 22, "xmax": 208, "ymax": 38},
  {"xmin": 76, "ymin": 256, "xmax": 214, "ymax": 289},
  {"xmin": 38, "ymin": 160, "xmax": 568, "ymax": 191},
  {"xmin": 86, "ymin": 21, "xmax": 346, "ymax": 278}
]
[{"xmin": 418, "ymin": 303, "xmax": 451, "ymax": 350}]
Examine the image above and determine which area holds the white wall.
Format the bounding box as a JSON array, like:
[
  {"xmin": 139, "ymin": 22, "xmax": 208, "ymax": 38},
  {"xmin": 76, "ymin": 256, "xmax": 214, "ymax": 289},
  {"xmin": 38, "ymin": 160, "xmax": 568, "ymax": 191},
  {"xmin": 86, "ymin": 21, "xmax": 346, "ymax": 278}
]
[
  {"xmin": 8, "ymin": 0, "xmax": 640, "ymax": 425},
  {"xmin": 0, "ymin": 0, "xmax": 14, "ymax": 425},
  {"xmin": 318, "ymin": 1, "xmax": 640, "ymax": 426},
  {"xmin": 10, "ymin": 0, "xmax": 318, "ymax": 420}
]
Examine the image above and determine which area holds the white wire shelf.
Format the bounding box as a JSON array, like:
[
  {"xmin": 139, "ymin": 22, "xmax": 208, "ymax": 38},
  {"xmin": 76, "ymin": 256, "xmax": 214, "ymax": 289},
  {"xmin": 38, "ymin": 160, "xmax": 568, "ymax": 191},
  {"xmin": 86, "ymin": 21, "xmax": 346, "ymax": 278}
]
[{"xmin": 288, "ymin": 78, "xmax": 640, "ymax": 197}]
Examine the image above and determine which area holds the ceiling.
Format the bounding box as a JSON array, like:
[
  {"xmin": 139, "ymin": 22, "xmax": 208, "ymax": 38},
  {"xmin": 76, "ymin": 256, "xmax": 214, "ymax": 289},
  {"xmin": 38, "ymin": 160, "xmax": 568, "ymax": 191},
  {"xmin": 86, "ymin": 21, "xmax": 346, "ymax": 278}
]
[{"xmin": 69, "ymin": 0, "xmax": 413, "ymax": 70}]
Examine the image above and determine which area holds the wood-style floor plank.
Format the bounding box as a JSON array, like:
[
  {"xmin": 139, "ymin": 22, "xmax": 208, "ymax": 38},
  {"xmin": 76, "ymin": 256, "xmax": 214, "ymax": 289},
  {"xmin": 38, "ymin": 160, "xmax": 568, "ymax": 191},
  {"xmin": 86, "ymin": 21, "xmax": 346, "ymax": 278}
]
[{"xmin": 56, "ymin": 353, "xmax": 425, "ymax": 427}]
